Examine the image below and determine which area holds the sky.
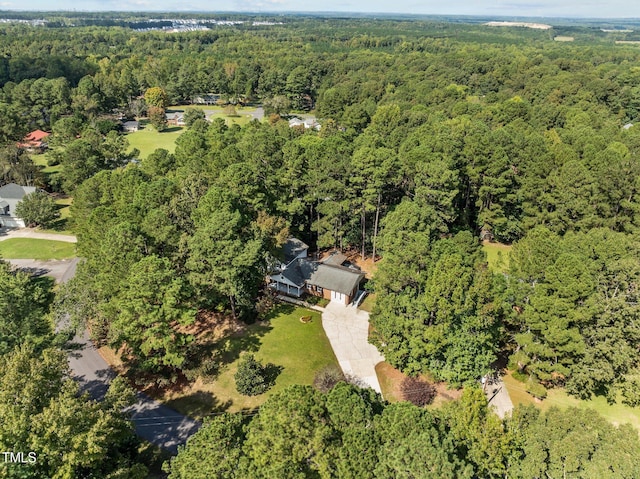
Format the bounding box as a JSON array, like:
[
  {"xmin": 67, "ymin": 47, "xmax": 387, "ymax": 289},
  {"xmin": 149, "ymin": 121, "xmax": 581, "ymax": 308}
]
[{"xmin": 5, "ymin": 0, "xmax": 640, "ymax": 18}]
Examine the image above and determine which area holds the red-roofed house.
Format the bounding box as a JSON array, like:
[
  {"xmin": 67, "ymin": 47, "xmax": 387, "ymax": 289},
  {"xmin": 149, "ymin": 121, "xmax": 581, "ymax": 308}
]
[{"xmin": 18, "ymin": 130, "xmax": 51, "ymax": 152}]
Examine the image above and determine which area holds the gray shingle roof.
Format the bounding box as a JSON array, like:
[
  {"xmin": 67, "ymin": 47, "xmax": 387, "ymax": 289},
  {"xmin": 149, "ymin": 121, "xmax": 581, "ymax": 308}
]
[
  {"xmin": 283, "ymin": 237, "xmax": 309, "ymax": 263},
  {"xmin": 0, "ymin": 183, "xmax": 37, "ymax": 217},
  {"xmin": 280, "ymin": 258, "xmax": 317, "ymax": 287},
  {"xmin": 322, "ymin": 251, "xmax": 347, "ymax": 266},
  {"xmin": 0, "ymin": 183, "xmax": 35, "ymax": 200},
  {"xmin": 308, "ymin": 264, "xmax": 364, "ymax": 296}
]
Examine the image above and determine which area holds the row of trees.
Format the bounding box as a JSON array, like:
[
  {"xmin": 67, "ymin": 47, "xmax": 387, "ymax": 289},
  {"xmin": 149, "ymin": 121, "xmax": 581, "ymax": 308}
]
[{"xmin": 165, "ymin": 383, "xmax": 640, "ymax": 478}]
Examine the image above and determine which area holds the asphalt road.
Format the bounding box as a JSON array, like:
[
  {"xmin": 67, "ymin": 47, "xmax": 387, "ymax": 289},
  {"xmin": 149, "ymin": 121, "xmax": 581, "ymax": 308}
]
[{"xmin": 9, "ymin": 256, "xmax": 201, "ymax": 454}]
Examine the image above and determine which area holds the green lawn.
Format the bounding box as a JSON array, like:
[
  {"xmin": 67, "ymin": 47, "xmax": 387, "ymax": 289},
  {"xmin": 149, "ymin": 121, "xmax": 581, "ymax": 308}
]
[
  {"xmin": 0, "ymin": 238, "xmax": 76, "ymax": 260},
  {"xmin": 359, "ymin": 293, "xmax": 377, "ymax": 313},
  {"xmin": 482, "ymin": 241, "xmax": 512, "ymax": 273},
  {"xmin": 40, "ymin": 196, "xmax": 73, "ymax": 234},
  {"xmin": 504, "ymin": 372, "xmax": 640, "ymax": 432},
  {"xmin": 168, "ymin": 105, "xmax": 259, "ymax": 127},
  {"xmin": 125, "ymin": 122, "xmax": 185, "ymax": 159},
  {"xmin": 166, "ymin": 305, "xmax": 339, "ymax": 417},
  {"xmin": 32, "ymin": 150, "xmax": 62, "ymax": 175}
]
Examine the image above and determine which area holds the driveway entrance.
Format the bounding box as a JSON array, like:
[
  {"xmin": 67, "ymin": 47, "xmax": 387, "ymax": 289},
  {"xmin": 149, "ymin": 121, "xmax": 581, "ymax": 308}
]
[{"xmin": 321, "ymin": 301, "xmax": 385, "ymax": 394}]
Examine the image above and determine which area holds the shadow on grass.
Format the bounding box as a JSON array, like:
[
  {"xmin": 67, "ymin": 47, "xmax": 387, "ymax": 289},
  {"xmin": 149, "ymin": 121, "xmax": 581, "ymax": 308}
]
[
  {"xmin": 262, "ymin": 303, "xmax": 295, "ymax": 321},
  {"xmin": 165, "ymin": 391, "xmax": 232, "ymax": 420},
  {"xmin": 263, "ymin": 362, "xmax": 284, "ymax": 388}
]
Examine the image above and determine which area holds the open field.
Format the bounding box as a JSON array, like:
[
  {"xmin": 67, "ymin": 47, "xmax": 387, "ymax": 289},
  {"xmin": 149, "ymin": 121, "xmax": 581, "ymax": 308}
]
[
  {"xmin": 503, "ymin": 372, "xmax": 640, "ymax": 432},
  {"xmin": 482, "ymin": 241, "xmax": 512, "ymax": 273},
  {"xmin": 125, "ymin": 122, "xmax": 185, "ymax": 159},
  {"xmin": 0, "ymin": 238, "xmax": 76, "ymax": 260},
  {"xmin": 164, "ymin": 305, "xmax": 339, "ymax": 418},
  {"xmin": 168, "ymin": 105, "xmax": 258, "ymax": 127}
]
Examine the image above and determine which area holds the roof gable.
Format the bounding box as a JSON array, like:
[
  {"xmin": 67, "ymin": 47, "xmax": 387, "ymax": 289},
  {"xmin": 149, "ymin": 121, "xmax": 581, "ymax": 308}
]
[
  {"xmin": 308, "ymin": 264, "xmax": 364, "ymax": 295},
  {"xmin": 24, "ymin": 130, "xmax": 50, "ymax": 142},
  {"xmin": 0, "ymin": 183, "xmax": 36, "ymax": 200}
]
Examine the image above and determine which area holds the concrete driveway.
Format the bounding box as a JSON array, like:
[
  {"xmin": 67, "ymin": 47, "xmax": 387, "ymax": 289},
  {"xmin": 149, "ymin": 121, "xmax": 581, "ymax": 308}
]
[
  {"xmin": 0, "ymin": 227, "xmax": 77, "ymax": 243},
  {"xmin": 7, "ymin": 258, "xmax": 79, "ymax": 283},
  {"xmin": 321, "ymin": 301, "xmax": 385, "ymax": 394}
]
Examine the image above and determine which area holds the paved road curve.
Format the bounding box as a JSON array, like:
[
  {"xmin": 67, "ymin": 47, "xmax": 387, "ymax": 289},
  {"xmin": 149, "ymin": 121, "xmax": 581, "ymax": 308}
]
[{"xmin": 9, "ymin": 256, "xmax": 201, "ymax": 454}]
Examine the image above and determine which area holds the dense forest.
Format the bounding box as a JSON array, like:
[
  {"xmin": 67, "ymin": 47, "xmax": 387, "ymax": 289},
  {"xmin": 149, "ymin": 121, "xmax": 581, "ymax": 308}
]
[
  {"xmin": 5, "ymin": 11, "xmax": 640, "ymax": 393},
  {"xmin": 3, "ymin": 13, "xmax": 640, "ymax": 477},
  {"xmin": 166, "ymin": 384, "xmax": 640, "ymax": 479}
]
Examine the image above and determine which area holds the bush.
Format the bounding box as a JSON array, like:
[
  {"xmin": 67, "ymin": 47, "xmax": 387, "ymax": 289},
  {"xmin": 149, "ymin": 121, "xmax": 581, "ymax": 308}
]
[
  {"xmin": 183, "ymin": 108, "xmax": 206, "ymax": 127},
  {"xmin": 526, "ymin": 378, "xmax": 548, "ymax": 399},
  {"xmin": 313, "ymin": 366, "xmax": 345, "ymax": 393},
  {"xmin": 14, "ymin": 191, "xmax": 60, "ymax": 228},
  {"xmin": 400, "ymin": 376, "xmax": 436, "ymax": 406},
  {"xmin": 223, "ymin": 104, "xmax": 238, "ymax": 117},
  {"xmin": 235, "ymin": 354, "xmax": 276, "ymax": 396}
]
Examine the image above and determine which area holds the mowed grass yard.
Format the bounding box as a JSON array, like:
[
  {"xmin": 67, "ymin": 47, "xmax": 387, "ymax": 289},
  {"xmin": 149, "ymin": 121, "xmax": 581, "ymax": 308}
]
[
  {"xmin": 0, "ymin": 238, "xmax": 76, "ymax": 260},
  {"xmin": 503, "ymin": 372, "xmax": 640, "ymax": 433},
  {"xmin": 169, "ymin": 104, "xmax": 259, "ymax": 127},
  {"xmin": 482, "ymin": 241, "xmax": 512, "ymax": 273},
  {"xmin": 125, "ymin": 123, "xmax": 185, "ymax": 159},
  {"xmin": 164, "ymin": 305, "xmax": 339, "ymax": 417}
]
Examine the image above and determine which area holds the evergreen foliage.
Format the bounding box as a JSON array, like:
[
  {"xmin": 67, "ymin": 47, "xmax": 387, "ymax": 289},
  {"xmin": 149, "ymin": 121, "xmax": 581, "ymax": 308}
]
[
  {"xmin": 234, "ymin": 354, "xmax": 275, "ymax": 396},
  {"xmin": 14, "ymin": 190, "xmax": 59, "ymax": 228},
  {"xmin": 167, "ymin": 383, "xmax": 640, "ymax": 478}
]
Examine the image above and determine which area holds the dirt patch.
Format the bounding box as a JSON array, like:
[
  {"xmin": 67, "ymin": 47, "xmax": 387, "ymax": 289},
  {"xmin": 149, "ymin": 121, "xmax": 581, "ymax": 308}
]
[
  {"xmin": 375, "ymin": 362, "xmax": 405, "ymax": 402},
  {"xmin": 345, "ymin": 250, "xmax": 378, "ymax": 279},
  {"xmin": 176, "ymin": 310, "xmax": 247, "ymax": 344},
  {"xmin": 98, "ymin": 344, "xmax": 125, "ymax": 371},
  {"xmin": 375, "ymin": 361, "xmax": 463, "ymax": 406}
]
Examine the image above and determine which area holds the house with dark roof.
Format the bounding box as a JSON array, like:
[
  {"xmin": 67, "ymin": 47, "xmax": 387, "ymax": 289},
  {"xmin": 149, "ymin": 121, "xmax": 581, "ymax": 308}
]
[
  {"xmin": 0, "ymin": 183, "xmax": 38, "ymax": 228},
  {"xmin": 268, "ymin": 238, "xmax": 364, "ymax": 305}
]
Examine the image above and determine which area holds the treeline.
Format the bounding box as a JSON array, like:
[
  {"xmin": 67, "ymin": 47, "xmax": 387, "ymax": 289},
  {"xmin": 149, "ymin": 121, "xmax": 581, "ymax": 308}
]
[{"xmin": 165, "ymin": 383, "xmax": 640, "ymax": 479}]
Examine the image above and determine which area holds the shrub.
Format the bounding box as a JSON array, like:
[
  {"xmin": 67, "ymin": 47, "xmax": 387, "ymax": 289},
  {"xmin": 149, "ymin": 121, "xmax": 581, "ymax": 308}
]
[
  {"xmin": 14, "ymin": 191, "xmax": 60, "ymax": 228},
  {"xmin": 183, "ymin": 108, "xmax": 206, "ymax": 127},
  {"xmin": 235, "ymin": 354, "xmax": 276, "ymax": 396},
  {"xmin": 223, "ymin": 104, "xmax": 238, "ymax": 117},
  {"xmin": 313, "ymin": 366, "xmax": 345, "ymax": 393},
  {"xmin": 526, "ymin": 378, "xmax": 548, "ymax": 399},
  {"xmin": 400, "ymin": 376, "xmax": 436, "ymax": 406}
]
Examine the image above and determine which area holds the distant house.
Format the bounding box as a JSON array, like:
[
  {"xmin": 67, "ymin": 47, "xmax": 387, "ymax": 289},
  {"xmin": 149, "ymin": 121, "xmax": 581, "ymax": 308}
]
[
  {"xmin": 191, "ymin": 93, "xmax": 221, "ymax": 105},
  {"xmin": 166, "ymin": 112, "xmax": 185, "ymax": 126},
  {"xmin": 0, "ymin": 183, "xmax": 38, "ymax": 228},
  {"xmin": 122, "ymin": 121, "xmax": 140, "ymax": 132},
  {"xmin": 17, "ymin": 129, "xmax": 50, "ymax": 152},
  {"xmin": 623, "ymin": 123, "xmax": 634, "ymax": 130},
  {"xmin": 288, "ymin": 117, "xmax": 321, "ymax": 131},
  {"xmin": 268, "ymin": 238, "xmax": 364, "ymax": 305}
]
